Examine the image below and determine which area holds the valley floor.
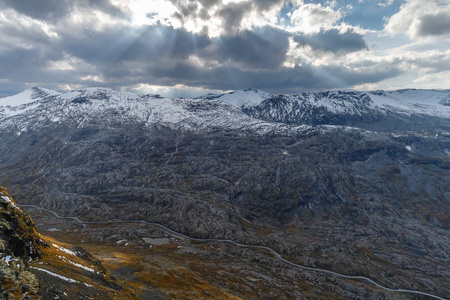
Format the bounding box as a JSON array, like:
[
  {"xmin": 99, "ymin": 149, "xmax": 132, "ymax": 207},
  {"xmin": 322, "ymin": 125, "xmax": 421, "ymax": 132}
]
[{"xmin": 24, "ymin": 204, "xmax": 446, "ymax": 300}]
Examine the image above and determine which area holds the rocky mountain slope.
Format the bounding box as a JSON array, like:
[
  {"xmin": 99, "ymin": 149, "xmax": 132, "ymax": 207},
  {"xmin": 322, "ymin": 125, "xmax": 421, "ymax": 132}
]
[{"xmin": 0, "ymin": 87, "xmax": 449, "ymax": 299}]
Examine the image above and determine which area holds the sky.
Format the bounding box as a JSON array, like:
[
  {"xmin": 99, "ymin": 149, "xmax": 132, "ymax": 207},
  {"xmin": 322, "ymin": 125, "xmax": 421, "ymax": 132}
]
[{"xmin": 0, "ymin": 0, "xmax": 449, "ymax": 98}]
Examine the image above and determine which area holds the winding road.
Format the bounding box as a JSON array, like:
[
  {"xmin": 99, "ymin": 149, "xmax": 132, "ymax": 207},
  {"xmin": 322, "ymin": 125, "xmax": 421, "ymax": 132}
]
[{"xmin": 21, "ymin": 204, "xmax": 447, "ymax": 300}]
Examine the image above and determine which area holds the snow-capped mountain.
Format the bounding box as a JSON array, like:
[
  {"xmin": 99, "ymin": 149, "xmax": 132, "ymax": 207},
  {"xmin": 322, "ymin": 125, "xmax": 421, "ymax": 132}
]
[
  {"xmin": 1, "ymin": 87, "xmax": 449, "ymax": 134},
  {"xmin": 227, "ymin": 89, "xmax": 450, "ymax": 131},
  {"xmin": 0, "ymin": 87, "xmax": 293, "ymax": 135},
  {"xmin": 369, "ymin": 89, "xmax": 450, "ymax": 117},
  {"xmin": 219, "ymin": 88, "xmax": 450, "ymax": 118}
]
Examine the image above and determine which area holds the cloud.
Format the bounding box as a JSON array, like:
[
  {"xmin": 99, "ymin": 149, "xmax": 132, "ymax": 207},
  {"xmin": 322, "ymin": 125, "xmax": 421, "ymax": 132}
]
[
  {"xmin": 289, "ymin": 3, "xmax": 342, "ymax": 34},
  {"xmin": 216, "ymin": 2, "xmax": 253, "ymax": 34},
  {"xmin": 417, "ymin": 12, "xmax": 450, "ymax": 36},
  {"xmin": 294, "ymin": 29, "xmax": 367, "ymax": 55},
  {"xmin": 0, "ymin": 47, "xmax": 55, "ymax": 80},
  {"xmin": 209, "ymin": 27, "xmax": 290, "ymax": 69},
  {"xmin": 183, "ymin": 61, "xmax": 399, "ymax": 93},
  {"xmin": 385, "ymin": 0, "xmax": 450, "ymax": 37},
  {"xmin": 0, "ymin": 0, "xmax": 71, "ymax": 21},
  {"xmin": 161, "ymin": 0, "xmax": 289, "ymax": 36},
  {"xmin": 0, "ymin": 17, "xmax": 396, "ymax": 95},
  {"xmin": 0, "ymin": 0, "xmax": 127, "ymax": 22},
  {"xmin": 137, "ymin": 59, "xmax": 396, "ymax": 93},
  {"xmin": 0, "ymin": 0, "xmax": 447, "ymax": 96},
  {"xmin": 0, "ymin": 9, "xmax": 55, "ymax": 48},
  {"xmin": 50, "ymin": 22, "xmax": 291, "ymax": 72},
  {"xmin": 402, "ymin": 49, "xmax": 450, "ymax": 74},
  {"xmin": 59, "ymin": 25, "xmax": 212, "ymax": 64},
  {"xmin": 378, "ymin": 0, "xmax": 395, "ymax": 7}
]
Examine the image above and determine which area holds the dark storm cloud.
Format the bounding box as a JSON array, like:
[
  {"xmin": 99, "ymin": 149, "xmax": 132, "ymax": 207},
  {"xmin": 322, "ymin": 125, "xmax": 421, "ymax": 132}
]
[
  {"xmin": 209, "ymin": 27, "xmax": 290, "ymax": 69},
  {"xmin": 0, "ymin": 0, "xmax": 70, "ymax": 21},
  {"xmin": 252, "ymin": 0, "xmax": 285, "ymax": 11},
  {"xmin": 0, "ymin": 18, "xmax": 53, "ymax": 46},
  {"xmin": 138, "ymin": 59, "xmax": 401, "ymax": 93},
  {"xmin": 417, "ymin": 12, "xmax": 450, "ymax": 36},
  {"xmin": 0, "ymin": 48, "xmax": 55, "ymax": 80},
  {"xmin": 168, "ymin": 0, "xmax": 284, "ymax": 16},
  {"xmin": 217, "ymin": 2, "xmax": 253, "ymax": 33},
  {"xmin": 168, "ymin": 0, "xmax": 285, "ymax": 34},
  {"xmin": 0, "ymin": 0, "xmax": 126, "ymax": 22},
  {"xmin": 163, "ymin": 63, "xmax": 319, "ymax": 91},
  {"xmin": 0, "ymin": 46, "xmax": 93, "ymax": 92},
  {"xmin": 57, "ymin": 24, "xmax": 289, "ymax": 70},
  {"xmin": 294, "ymin": 29, "xmax": 368, "ymax": 54},
  {"xmin": 0, "ymin": 0, "xmax": 403, "ymax": 96},
  {"xmin": 59, "ymin": 25, "xmax": 211, "ymax": 64},
  {"xmin": 167, "ymin": 0, "xmax": 221, "ymax": 23},
  {"xmin": 0, "ymin": 16, "xmax": 394, "ymax": 96},
  {"xmin": 83, "ymin": 0, "xmax": 128, "ymax": 18},
  {"xmin": 8, "ymin": 17, "xmax": 385, "ymax": 93}
]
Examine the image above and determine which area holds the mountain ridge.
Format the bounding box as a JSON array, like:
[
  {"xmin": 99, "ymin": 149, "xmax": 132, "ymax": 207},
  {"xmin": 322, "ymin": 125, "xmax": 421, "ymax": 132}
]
[{"xmin": 2, "ymin": 87, "xmax": 449, "ymax": 132}]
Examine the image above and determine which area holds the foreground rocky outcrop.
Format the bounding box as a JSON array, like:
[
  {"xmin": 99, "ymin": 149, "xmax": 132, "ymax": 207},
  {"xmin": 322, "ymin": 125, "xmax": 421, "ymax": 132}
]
[
  {"xmin": 0, "ymin": 187, "xmax": 145, "ymax": 299},
  {"xmin": 0, "ymin": 187, "xmax": 45, "ymax": 299}
]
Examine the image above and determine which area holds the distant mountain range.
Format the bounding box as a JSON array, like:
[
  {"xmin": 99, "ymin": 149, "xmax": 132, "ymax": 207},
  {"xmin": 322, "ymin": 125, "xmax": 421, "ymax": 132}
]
[
  {"xmin": 1, "ymin": 87, "xmax": 450, "ymax": 131},
  {"xmin": 0, "ymin": 86, "xmax": 449, "ymax": 299}
]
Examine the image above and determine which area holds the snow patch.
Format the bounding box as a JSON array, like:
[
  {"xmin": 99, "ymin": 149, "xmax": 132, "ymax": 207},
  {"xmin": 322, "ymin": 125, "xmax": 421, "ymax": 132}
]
[
  {"xmin": 53, "ymin": 244, "xmax": 76, "ymax": 256},
  {"xmin": 31, "ymin": 267, "xmax": 92, "ymax": 287},
  {"xmin": 2, "ymin": 255, "xmax": 18, "ymax": 266},
  {"xmin": 116, "ymin": 240, "xmax": 128, "ymax": 246},
  {"xmin": 57, "ymin": 255, "xmax": 95, "ymax": 272},
  {"xmin": 1, "ymin": 195, "xmax": 21, "ymax": 210}
]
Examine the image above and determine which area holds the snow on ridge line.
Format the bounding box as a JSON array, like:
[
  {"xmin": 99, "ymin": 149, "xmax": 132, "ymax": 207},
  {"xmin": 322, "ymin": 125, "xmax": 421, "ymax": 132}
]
[
  {"xmin": 0, "ymin": 89, "xmax": 39, "ymax": 107},
  {"xmin": 233, "ymin": 89, "xmax": 450, "ymax": 118},
  {"xmin": 367, "ymin": 90, "xmax": 450, "ymax": 118},
  {"xmin": 214, "ymin": 88, "xmax": 273, "ymax": 107},
  {"xmin": 0, "ymin": 87, "xmax": 60, "ymax": 107},
  {"xmin": 35, "ymin": 87, "xmax": 60, "ymax": 97},
  {"xmin": 2, "ymin": 87, "xmax": 450, "ymax": 128},
  {"xmin": 2, "ymin": 86, "xmax": 448, "ymax": 108},
  {"xmin": 214, "ymin": 88, "xmax": 450, "ymax": 114},
  {"xmin": 0, "ymin": 87, "xmax": 287, "ymax": 136},
  {"xmin": 66, "ymin": 87, "xmax": 138, "ymax": 98},
  {"xmin": 0, "ymin": 87, "xmax": 60, "ymax": 118}
]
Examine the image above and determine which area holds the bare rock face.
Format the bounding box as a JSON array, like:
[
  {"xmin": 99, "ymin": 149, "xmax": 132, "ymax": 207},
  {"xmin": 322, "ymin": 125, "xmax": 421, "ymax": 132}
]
[{"xmin": 0, "ymin": 187, "xmax": 45, "ymax": 299}]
